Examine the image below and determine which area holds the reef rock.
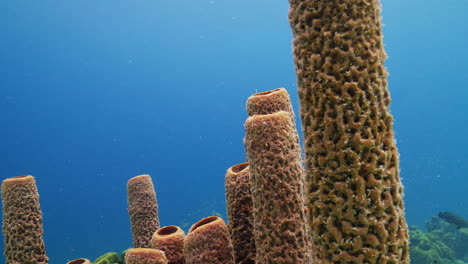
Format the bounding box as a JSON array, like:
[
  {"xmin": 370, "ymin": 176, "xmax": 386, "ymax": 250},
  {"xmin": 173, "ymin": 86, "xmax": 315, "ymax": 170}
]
[{"xmin": 409, "ymin": 226, "xmax": 457, "ymax": 264}]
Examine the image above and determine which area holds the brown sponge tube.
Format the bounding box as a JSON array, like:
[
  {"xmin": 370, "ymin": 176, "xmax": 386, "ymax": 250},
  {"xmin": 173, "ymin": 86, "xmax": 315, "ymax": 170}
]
[
  {"xmin": 244, "ymin": 111, "xmax": 311, "ymax": 263},
  {"xmin": 151, "ymin": 225, "xmax": 185, "ymax": 264},
  {"xmin": 183, "ymin": 216, "xmax": 235, "ymax": 264},
  {"xmin": 1, "ymin": 175, "xmax": 48, "ymax": 264},
  {"xmin": 127, "ymin": 174, "xmax": 161, "ymax": 248},
  {"xmin": 289, "ymin": 0, "xmax": 410, "ymax": 262},
  {"xmin": 66, "ymin": 258, "xmax": 92, "ymax": 264},
  {"xmin": 225, "ymin": 163, "xmax": 256, "ymax": 264},
  {"xmin": 125, "ymin": 248, "xmax": 168, "ymax": 264},
  {"xmin": 246, "ymin": 88, "xmax": 302, "ymax": 162},
  {"xmin": 246, "ymin": 88, "xmax": 294, "ymax": 117}
]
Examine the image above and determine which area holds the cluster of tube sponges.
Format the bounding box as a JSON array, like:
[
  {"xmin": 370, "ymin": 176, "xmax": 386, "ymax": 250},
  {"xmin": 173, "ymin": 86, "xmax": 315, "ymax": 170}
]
[
  {"xmin": 126, "ymin": 175, "xmax": 235, "ymax": 264},
  {"xmin": 1, "ymin": 0, "xmax": 410, "ymax": 263}
]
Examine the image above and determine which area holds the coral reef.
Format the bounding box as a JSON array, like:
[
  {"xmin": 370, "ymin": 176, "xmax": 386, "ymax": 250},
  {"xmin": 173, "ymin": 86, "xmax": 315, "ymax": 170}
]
[
  {"xmin": 125, "ymin": 248, "xmax": 168, "ymax": 264},
  {"xmin": 288, "ymin": 0, "xmax": 410, "ymax": 262},
  {"xmin": 127, "ymin": 174, "xmax": 161, "ymax": 248},
  {"xmin": 425, "ymin": 216, "xmax": 468, "ymax": 262},
  {"xmin": 183, "ymin": 216, "xmax": 235, "ymax": 264},
  {"xmin": 409, "ymin": 226, "xmax": 457, "ymax": 264},
  {"xmin": 439, "ymin": 212, "xmax": 468, "ymax": 229},
  {"xmin": 67, "ymin": 258, "xmax": 92, "ymax": 264},
  {"xmin": 1, "ymin": 175, "xmax": 48, "ymax": 264},
  {"xmin": 94, "ymin": 252, "xmax": 123, "ymax": 264},
  {"xmin": 403, "ymin": 215, "xmax": 468, "ymax": 264},
  {"xmin": 244, "ymin": 111, "xmax": 311, "ymax": 263},
  {"xmin": 225, "ymin": 162, "xmax": 256, "ymax": 264},
  {"xmin": 151, "ymin": 225, "xmax": 185, "ymax": 264},
  {"xmin": 458, "ymin": 229, "xmax": 468, "ymax": 262}
]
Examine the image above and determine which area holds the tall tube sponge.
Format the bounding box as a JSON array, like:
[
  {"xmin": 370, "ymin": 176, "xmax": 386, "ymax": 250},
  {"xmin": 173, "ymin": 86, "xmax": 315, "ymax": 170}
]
[
  {"xmin": 225, "ymin": 163, "xmax": 256, "ymax": 264},
  {"xmin": 2, "ymin": 175, "xmax": 48, "ymax": 263},
  {"xmin": 244, "ymin": 111, "xmax": 312, "ymax": 264},
  {"xmin": 288, "ymin": 0, "xmax": 410, "ymax": 262},
  {"xmin": 127, "ymin": 174, "xmax": 160, "ymax": 248}
]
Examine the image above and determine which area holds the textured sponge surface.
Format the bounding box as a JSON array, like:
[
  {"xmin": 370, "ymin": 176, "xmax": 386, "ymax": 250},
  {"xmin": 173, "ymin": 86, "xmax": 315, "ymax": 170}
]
[
  {"xmin": 225, "ymin": 163, "xmax": 256, "ymax": 264},
  {"xmin": 2, "ymin": 175, "xmax": 48, "ymax": 264},
  {"xmin": 184, "ymin": 216, "xmax": 235, "ymax": 264},
  {"xmin": 152, "ymin": 225, "xmax": 185, "ymax": 264},
  {"xmin": 246, "ymin": 88, "xmax": 294, "ymax": 117},
  {"xmin": 289, "ymin": 0, "xmax": 410, "ymax": 262},
  {"xmin": 244, "ymin": 111, "xmax": 311, "ymax": 264},
  {"xmin": 125, "ymin": 248, "xmax": 168, "ymax": 264},
  {"xmin": 127, "ymin": 174, "xmax": 160, "ymax": 248}
]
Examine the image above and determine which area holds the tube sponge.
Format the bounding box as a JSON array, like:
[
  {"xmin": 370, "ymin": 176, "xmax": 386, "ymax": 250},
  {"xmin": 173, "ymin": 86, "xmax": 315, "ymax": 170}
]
[
  {"xmin": 183, "ymin": 216, "xmax": 235, "ymax": 264},
  {"xmin": 246, "ymin": 88, "xmax": 302, "ymax": 164},
  {"xmin": 244, "ymin": 111, "xmax": 311, "ymax": 263},
  {"xmin": 125, "ymin": 248, "xmax": 168, "ymax": 264},
  {"xmin": 246, "ymin": 88, "xmax": 294, "ymax": 117},
  {"xmin": 1, "ymin": 175, "xmax": 48, "ymax": 264},
  {"xmin": 151, "ymin": 225, "xmax": 185, "ymax": 264},
  {"xmin": 225, "ymin": 163, "xmax": 256, "ymax": 264},
  {"xmin": 66, "ymin": 259, "xmax": 92, "ymax": 264},
  {"xmin": 127, "ymin": 174, "xmax": 161, "ymax": 248},
  {"xmin": 289, "ymin": 0, "xmax": 410, "ymax": 262}
]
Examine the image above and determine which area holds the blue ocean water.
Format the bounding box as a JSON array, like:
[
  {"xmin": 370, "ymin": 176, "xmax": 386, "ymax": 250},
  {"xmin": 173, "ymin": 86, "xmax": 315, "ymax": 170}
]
[{"xmin": 1, "ymin": 0, "xmax": 467, "ymax": 263}]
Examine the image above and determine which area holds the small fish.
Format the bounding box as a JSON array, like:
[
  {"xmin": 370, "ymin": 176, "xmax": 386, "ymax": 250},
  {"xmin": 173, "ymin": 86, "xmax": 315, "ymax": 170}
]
[{"xmin": 438, "ymin": 211, "xmax": 468, "ymax": 229}]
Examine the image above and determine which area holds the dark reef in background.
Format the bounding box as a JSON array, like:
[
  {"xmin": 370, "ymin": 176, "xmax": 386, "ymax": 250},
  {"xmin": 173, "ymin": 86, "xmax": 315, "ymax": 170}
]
[
  {"xmin": 438, "ymin": 212, "xmax": 468, "ymax": 230},
  {"xmin": 409, "ymin": 214, "xmax": 468, "ymax": 264}
]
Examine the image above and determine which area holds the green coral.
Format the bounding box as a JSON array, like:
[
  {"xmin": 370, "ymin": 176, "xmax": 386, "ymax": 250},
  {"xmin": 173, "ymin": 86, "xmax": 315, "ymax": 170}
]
[
  {"xmin": 93, "ymin": 252, "xmax": 122, "ymax": 264},
  {"xmin": 409, "ymin": 226, "xmax": 457, "ymax": 264},
  {"xmin": 425, "ymin": 216, "xmax": 468, "ymax": 261},
  {"xmin": 121, "ymin": 249, "xmax": 128, "ymax": 264},
  {"xmin": 455, "ymin": 228, "xmax": 468, "ymax": 262},
  {"xmin": 427, "ymin": 217, "xmax": 460, "ymax": 251}
]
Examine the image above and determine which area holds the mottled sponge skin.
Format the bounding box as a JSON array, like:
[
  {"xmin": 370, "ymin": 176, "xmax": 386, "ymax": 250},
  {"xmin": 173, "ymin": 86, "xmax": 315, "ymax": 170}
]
[
  {"xmin": 125, "ymin": 248, "xmax": 168, "ymax": 264},
  {"xmin": 66, "ymin": 259, "xmax": 92, "ymax": 264},
  {"xmin": 289, "ymin": 0, "xmax": 409, "ymax": 263},
  {"xmin": 225, "ymin": 163, "xmax": 256, "ymax": 264},
  {"xmin": 244, "ymin": 111, "xmax": 311, "ymax": 264},
  {"xmin": 2, "ymin": 175, "xmax": 48, "ymax": 264},
  {"xmin": 246, "ymin": 88, "xmax": 294, "ymax": 117},
  {"xmin": 127, "ymin": 174, "xmax": 160, "ymax": 248},
  {"xmin": 183, "ymin": 216, "xmax": 235, "ymax": 264},
  {"xmin": 151, "ymin": 225, "xmax": 185, "ymax": 264},
  {"xmin": 246, "ymin": 88, "xmax": 303, "ymax": 170}
]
